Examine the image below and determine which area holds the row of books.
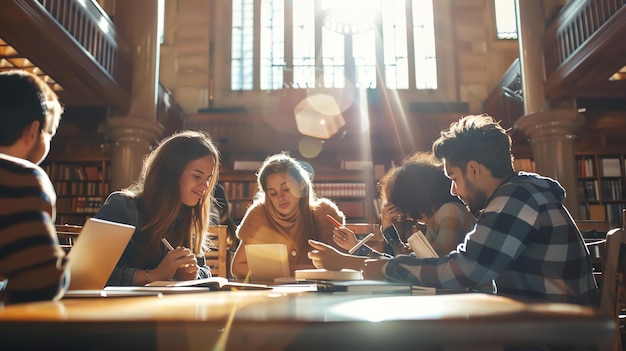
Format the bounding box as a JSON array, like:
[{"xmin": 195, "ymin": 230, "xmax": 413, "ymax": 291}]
[
  {"xmin": 578, "ymin": 180, "xmax": 600, "ymax": 201},
  {"xmin": 222, "ymin": 181, "xmax": 368, "ymax": 204},
  {"xmin": 577, "ymin": 157, "xmax": 624, "ymax": 178},
  {"xmin": 228, "ymin": 199, "xmax": 367, "ymax": 221},
  {"xmin": 579, "ymin": 203, "xmax": 625, "ymax": 224},
  {"xmin": 53, "ymin": 181, "xmax": 110, "ymax": 197},
  {"xmin": 577, "ymin": 156, "xmax": 595, "ymax": 178},
  {"xmin": 313, "ymin": 182, "xmax": 367, "ymax": 198},
  {"xmin": 56, "ymin": 196, "xmax": 103, "ymax": 214},
  {"xmin": 578, "ymin": 179, "xmax": 624, "ymax": 202},
  {"xmin": 43, "ymin": 163, "xmax": 107, "ymax": 181},
  {"xmin": 221, "ymin": 181, "xmax": 259, "ymax": 200}
]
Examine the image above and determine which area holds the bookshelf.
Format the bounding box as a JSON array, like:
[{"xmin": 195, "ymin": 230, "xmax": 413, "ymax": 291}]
[
  {"xmin": 220, "ymin": 177, "xmax": 258, "ymax": 221},
  {"xmin": 513, "ymin": 157, "xmax": 536, "ymax": 173},
  {"xmin": 219, "ymin": 171, "xmax": 374, "ymax": 223},
  {"xmin": 576, "ymin": 154, "xmax": 625, "ymax": 226},
  {"xmin": 42, "ymin": 159, "xmax": 110, "ymax": 226}
]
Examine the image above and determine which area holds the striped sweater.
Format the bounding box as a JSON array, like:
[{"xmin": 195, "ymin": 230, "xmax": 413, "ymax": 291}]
[{"xmin": 0, "ymin": 153, "xmax": 67, "ymax": 303}]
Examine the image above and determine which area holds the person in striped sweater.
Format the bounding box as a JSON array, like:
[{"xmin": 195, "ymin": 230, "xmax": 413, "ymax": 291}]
[{"xmin": 0, "ymin": 70, "xmax": 66, "ymax": 304}]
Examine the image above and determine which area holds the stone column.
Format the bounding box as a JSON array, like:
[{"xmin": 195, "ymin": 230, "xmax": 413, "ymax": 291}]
[
  {"xmin": 514, "ymin": 0, "xmax": 582, "ymax": 218},
  {"xmin": 100, "ymin": 118, "xmax": 163, "ymax": 191},
  {"xmin": 101, "ymin": 0, "xmax": 164, "ymax": 191},
  {"xmin": 516, "ymin": 110, "xmax": 583, "ymax": 216}
]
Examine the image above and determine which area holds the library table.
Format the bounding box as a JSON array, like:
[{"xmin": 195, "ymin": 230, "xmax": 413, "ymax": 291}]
[{"xmin": 0, "ymin": 287, "xmax": 615, "ymax": 351}]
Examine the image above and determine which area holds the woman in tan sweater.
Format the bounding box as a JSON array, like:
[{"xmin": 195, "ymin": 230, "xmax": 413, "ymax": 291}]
[{"xmin": 231, "ymin": 152, "xmax": 345, "ymax": 278}]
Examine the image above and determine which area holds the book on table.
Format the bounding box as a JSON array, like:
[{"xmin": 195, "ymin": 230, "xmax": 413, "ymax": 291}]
[
  {"xmin": 317, "ymin": 280, "xmax": 413, "ymax": 294},
  {"xmin": 146, "ymin": 277, "xmax": 270, "ymax": 291},
  {"xmin": 407, "ymin": 230, "xmax": 439, "ymax": 258},
  {"xmin": 316, "ymin": 280, "xmax": 469, "ymax": 295},
  {"xmin": 294, "ymin": 269, "xmax": 362, "ymax": 281}
]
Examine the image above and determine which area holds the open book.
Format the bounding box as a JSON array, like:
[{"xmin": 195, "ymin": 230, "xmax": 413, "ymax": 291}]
[
  {"xmin": 407, "ymin": 230, "xmax": 438, "ymax": 258},
  {"xmin": 146, "ymin": 277, "xmax": 270, "ymax": 291}
]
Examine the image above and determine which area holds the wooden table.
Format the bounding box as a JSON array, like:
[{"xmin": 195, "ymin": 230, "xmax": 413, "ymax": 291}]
[{"xmin": 0, "ymin": 286, "xmax": 615, "ymax": 350}]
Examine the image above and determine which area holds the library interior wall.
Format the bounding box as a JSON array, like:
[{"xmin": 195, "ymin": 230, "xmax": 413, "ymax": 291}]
[{"xmin": 48, "ymin": 0, "xmax": 626, "ymax": 226}]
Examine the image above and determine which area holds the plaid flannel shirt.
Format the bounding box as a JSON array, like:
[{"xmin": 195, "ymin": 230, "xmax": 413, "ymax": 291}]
[{"xmin": 385, "ymin": 172, "xmax": 600, "ymax": 306}]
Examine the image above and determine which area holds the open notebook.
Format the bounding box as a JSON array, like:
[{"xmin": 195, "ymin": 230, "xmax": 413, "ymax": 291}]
[
  {"xmin": 245, "ymin": 244, "xmax": 291, "ymax": 281},
  {"xmin": 65, "ymin": 218, "xmax": 135, "ymax": 291}
]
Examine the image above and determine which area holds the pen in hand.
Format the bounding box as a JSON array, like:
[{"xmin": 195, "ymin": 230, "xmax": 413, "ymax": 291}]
[
  {"xmin": 348, "ymin": 232, "xmax": 375, "ymax": 254},
  {"xmin": 326, "ymin": 214, "xmax": 342, "ymax": 227},
  {"xmin": 161, "ymin": 238, "xmax": 175, "ymax": 251}
]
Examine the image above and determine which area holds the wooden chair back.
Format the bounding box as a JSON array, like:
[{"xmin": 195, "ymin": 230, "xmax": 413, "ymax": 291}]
[
  {"xmin": 55, "ymin": 224, "xmax": 82, "ymax": 252},
  {"xmin": 599, "ymin": 217, "xmax": 626, "ymax": 350},
  {"xmin": 205, "ymin": 225, "xmax": 228, "ymax": 278}
]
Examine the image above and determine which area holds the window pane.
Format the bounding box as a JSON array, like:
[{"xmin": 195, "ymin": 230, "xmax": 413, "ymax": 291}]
[
  {"xmin": 322, "ymin": 27, "xmax": 345, "ymax": 88},
  {"xmin": 495, "ymin": 0, "xmax": 518, "ymax": 40},
  {"xmin": 382, "ymin": 0, "xmax": 409, "ymax": 89},
  {"xmin": 230, "ymin": 0, "xmax": 440, "ymax": 91},
  {"xmin": 292, "ymin": 0, "xmax": 315, "ymax": 88},
  {"xmin": 231, "ymin": 0, "xmax": 254, "ymax": 90},
  {"xmin": 260, "ymin": 0, "xmax": 285, "ymax": 90},
  {"xmin": 412, "ymin": 0, "xmax": 437, "ymax": 89},
  {"xmin": 353, "ymin": 31, "xmax": 376, "ymax": 88}
]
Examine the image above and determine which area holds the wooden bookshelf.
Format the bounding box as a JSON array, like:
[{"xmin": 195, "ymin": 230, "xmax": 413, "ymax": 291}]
[
  {"xmin": 576, "ymin": 154, "xmax": 625, "ymax": 226},
  {"xmin": 219, "ymin": 170, "xmax": 375, "ymax": 224},
  {"xmin": 42, "ymin": 158, "xmax": 110, "ymax": 226},
  {"xmin": 513, "ymin": 157, "xmax": 536, "ymax": 173}
]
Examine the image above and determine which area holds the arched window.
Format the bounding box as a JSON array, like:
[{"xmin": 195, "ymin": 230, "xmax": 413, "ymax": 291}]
[{"xmin": 231, "ymin": 0, "xmax": 438, "ymax": 91}]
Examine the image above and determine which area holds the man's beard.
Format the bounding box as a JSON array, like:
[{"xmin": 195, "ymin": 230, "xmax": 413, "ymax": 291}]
[{"xmin": 463, "ymin": 180, "xmax": 488, "ymax": 217}]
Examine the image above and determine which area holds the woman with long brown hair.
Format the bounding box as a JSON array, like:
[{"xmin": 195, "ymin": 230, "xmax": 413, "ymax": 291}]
[
  {"xmin": 231, "ymin": 152, "xmax": 345, "ymax": 278},
  {"xmin": 95, "ymin": 130, "xmax": 220, "ymax": 286}
]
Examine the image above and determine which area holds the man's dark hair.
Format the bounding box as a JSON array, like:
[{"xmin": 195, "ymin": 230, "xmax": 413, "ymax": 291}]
[
  {"xmin": 432, "ymin": 114, "xmax": 515, "ymax": 178},
  {"xmin": 0, "ymin": 70, "xmax": 62, "ymax": 146}
]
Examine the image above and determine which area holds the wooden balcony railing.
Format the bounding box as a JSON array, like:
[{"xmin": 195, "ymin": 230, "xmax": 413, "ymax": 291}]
[
  {"xmin": 36, "ymin": 0, "xmax": 130, "ymax": 90},
  {"xmin": 544, "ymin": 0, "xmax": 625, "ymax": 76},
  {"xmin": 0, "ymin": 0, "xmax": 131, "ymax": 108},
  {"xmin": 543, "ymin": 0, "xmax": 626, "ymax": 100}
]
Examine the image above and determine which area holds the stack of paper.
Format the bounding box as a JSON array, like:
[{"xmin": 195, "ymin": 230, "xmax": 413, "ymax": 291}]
[{"xmin": 407, "ymin": 230, "xmax": 438, "ymax": 258}]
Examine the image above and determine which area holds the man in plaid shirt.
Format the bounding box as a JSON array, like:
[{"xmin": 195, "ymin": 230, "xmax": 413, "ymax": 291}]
[{"xmin": 310, "ymin": 114, "xmax": 599, "ymax": 306}]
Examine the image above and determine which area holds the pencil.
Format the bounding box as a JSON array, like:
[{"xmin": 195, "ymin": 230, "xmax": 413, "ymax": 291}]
[
  {"xmin": 326, "ymin": 214, "xmax": 342, "ymax": 227},
  {"xmin": 161, "ymin": 238, "xmax": 175, "ymax": 251},
  {"xmin": 348, "ymin": 232, "xmax": 375, "ymax": 254}
]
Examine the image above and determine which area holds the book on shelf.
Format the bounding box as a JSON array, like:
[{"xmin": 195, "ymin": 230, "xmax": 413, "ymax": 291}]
[
  {"xmin": 577, "ymin": 157, "xmax": 595, "ymax": 178},
  {"xmin": 601, "ymin": 158, "xmax": 621, "ymax": 177},
  {"xmin": 580, "ymin": 180, "xmax": 600, "ymax": 201},
  {"xmin": 600, "ymin": 179, "xmax": 622, "ymax": 201},
  {"xmin": 83, "ymin": 165, "xmax": 101, "ymax": 180},
  {"xmin": 407, "ymin": 230, "xmax": 438, "ymax": 258},
  {"xmin": 588, "ymin": 204, "xmax": 606, "ymax": 221}
]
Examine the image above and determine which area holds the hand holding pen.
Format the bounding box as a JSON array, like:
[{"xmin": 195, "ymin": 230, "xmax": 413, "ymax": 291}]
[
  {"xmin": 160, "ymin": 238, "xmax": 198, "ymax": 280},
  {"xmin": 326, "ymin": 215, "xmax": 374, "ymax": 254}
]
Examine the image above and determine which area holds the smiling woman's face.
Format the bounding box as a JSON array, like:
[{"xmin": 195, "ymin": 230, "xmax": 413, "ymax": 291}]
[
  {"xmin": 265, "ymin": 172, "xmax": 303, "ymax": 216},
  {"xmin": 179, "ymin": 155, "xmax": 216, "ymax": 207}
]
